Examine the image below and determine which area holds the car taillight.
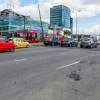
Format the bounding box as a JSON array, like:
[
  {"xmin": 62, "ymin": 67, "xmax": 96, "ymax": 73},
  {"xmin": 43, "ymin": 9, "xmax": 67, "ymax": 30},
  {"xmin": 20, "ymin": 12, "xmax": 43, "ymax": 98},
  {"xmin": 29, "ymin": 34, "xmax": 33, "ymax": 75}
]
[{"xmin": 89, "ymin": 41, "xmax": 91, "ymax": 44}]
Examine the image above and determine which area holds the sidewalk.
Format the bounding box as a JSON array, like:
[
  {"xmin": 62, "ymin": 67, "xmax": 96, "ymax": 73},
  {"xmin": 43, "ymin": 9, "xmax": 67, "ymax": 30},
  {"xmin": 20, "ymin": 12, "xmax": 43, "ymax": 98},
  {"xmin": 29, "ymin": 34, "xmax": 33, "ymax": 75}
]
[{"xmin": 30, "ymin": 42, "xmax": 44, "ymax": 46}]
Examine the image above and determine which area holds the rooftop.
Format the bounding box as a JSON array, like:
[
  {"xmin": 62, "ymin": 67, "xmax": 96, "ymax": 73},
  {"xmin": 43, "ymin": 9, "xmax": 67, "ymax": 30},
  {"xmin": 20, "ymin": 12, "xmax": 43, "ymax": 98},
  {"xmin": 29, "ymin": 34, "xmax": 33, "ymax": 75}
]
[
  {"xmin": 0, "ymin": 9, "xmax": 30, "ymax": 18},
  {"xmin": 53, "ymin": 5, "xmax": 70, "ymax": 10}
]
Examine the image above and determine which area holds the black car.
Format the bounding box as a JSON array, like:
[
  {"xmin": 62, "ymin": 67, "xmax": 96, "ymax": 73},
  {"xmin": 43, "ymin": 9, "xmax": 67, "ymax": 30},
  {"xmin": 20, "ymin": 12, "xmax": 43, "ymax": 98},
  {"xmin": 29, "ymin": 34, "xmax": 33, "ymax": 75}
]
[
  {"xmin": 44, "ymin": 39, "xmax": 60, "ymax": 46},
  {"xmin": 61, "ymin": 38, "xmax": 78, "ymax": 47},
  {"xmin": 80, "ymin": 38, "xmax": 97, "ymax": 48}
]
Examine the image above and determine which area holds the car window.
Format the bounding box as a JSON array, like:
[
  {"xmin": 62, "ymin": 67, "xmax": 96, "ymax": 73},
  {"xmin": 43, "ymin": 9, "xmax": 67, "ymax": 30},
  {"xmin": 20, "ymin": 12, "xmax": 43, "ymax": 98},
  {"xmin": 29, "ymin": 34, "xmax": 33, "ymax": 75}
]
[
  {"xmin": 16, "ymin": 39, "xmax": 21, "ymax": 42},
  {"xmin": 0, "ymin": 38, "xmax": 7, "ymax": 42},
  {"xmin": 63, "ymin": 38, "xmax": 68, "ymax": 41},
  {"xmin": 46, "ymin": 39, "xmax": 49, "ymax": 41},
  {"xmin": 21, "ymin": 39, "xmax": 25, "ymax": 42},
  {"xmin": 84, "ymin": 39, "xmax": 90, "ymax": 41}
]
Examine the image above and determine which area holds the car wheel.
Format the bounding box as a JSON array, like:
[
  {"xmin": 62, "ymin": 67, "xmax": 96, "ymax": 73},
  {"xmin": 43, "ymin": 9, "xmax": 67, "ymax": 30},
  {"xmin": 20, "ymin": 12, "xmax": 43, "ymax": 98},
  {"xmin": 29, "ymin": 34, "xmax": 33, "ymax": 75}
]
[
  {"xmin": 33, "ymin": 39, "xmax": 35, "ymax": 43},
  {"xmin": 68, "ymin": 44, "xmax": 71, "ymax": 47},
  {"xmin": 26, "ymin": 44, "xmax": 30, "ymax": 48},
  {"xmin": 52, "ymin": 43, "xmax": 55, "ymax": 46},
  {"xmin": 61, "ymin": 44, "xmax": 63, "ymax": 47},
  {"xmin": 90, "ymin": 45, "xmax": 93, "ymax": 48},
  {"xmin": 15, "ymin": 45, "xmax": 17, "ymax": 49},
  {"xmin": 75, "ymin": 44, "xmax": 78, "ymax": 47},
  {"xmin": 80, "ymin": 45, "xmax": 83, "ymax": 48},
  {"xmin": 9, "ymin": 47, "xmax": 14, "ymax": 52},
  {"xmin": 45, "ymin": 44, "xmax": 47, "ymax": 46},
  {"xmin": 95, "ymin": 45, "xmax": 97, "ymax": 48}
]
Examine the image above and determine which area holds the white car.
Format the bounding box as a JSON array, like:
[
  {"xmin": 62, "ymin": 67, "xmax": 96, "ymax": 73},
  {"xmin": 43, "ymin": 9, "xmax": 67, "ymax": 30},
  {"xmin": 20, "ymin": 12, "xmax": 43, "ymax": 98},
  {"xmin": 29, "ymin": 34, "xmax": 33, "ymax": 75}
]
[{"xmin": 97, "ymin": 40, "xmax": 100, "ymax": 45}]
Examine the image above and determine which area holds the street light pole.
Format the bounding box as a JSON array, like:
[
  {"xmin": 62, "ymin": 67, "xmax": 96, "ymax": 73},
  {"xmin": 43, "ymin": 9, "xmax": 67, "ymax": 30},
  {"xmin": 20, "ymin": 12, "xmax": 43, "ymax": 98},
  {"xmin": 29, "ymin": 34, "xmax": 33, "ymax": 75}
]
[
  {"xmin": 73, "ymin": 10, "xmax": 80, "ymax": 39},
  {"xmin": 38, "ymin": 4, "xmax": 44, "ymax": 41},
  {"xmin": 99, "ymin": 25, "xmax": 100, "ymax": 36},
  {"xmin": 76, "ymin": 12, "xmax": 78, "ymax": 39}
]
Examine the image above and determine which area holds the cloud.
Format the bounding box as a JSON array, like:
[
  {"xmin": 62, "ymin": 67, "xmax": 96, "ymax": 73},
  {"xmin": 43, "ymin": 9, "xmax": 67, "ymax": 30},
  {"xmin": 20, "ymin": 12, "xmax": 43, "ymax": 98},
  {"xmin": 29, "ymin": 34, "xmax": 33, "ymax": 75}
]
[
  {"xmin": 73, "ymin": 24, "xmax": 100, "ymax": 35},
  {"xmin": 1, "ymin": 0, "xmax": 100, "ymax": 35},
  {"xmin": 1, "ymin": 0, "xmax": 100, "ymax": 20}
]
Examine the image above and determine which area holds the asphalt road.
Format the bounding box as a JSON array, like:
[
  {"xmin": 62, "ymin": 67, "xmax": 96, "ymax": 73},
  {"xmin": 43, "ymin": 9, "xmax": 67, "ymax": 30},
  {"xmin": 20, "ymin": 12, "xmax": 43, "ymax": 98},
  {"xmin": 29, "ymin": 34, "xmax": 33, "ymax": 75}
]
[{"xmin": 0, "ymin": 45, "xmax": 100, "ymax": 100}]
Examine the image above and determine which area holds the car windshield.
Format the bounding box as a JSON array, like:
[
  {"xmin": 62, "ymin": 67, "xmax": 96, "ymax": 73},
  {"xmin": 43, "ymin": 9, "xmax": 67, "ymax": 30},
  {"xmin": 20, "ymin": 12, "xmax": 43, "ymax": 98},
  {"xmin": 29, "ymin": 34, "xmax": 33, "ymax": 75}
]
[
  {"xmin": 84, "ymin": 38, "xmax": 90, "ymax": 41},
  {"xmin": 47, "ymin": 39, "xmax": 52, "ymax": 41}
]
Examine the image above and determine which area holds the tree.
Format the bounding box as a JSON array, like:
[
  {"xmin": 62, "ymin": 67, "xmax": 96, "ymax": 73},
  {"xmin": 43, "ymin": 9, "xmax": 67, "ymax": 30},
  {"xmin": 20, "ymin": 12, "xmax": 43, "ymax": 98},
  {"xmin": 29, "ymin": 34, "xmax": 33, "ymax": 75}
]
[{"xmin": 63, "ymin": 30, "xmax": 72, "ymax": 36}]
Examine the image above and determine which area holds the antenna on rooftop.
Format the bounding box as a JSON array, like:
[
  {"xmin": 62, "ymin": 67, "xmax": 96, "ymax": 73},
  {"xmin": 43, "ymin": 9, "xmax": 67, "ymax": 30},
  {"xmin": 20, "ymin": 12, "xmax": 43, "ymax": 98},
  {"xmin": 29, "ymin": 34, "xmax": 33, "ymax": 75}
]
[{"xmin": 7, "ymin": 1, "xmax": 14, "ymax": 10}]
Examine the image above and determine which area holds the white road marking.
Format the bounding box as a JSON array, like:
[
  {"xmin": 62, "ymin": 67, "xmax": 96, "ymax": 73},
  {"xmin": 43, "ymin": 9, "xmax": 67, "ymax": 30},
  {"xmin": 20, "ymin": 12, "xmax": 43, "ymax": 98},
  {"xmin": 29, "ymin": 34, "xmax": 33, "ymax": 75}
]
[
  {"xmin": 14, "ymin": 59, "xmax": 27, "ymax": 62},
  {"xmin": 56, "ymin": 61, "xmax": 80, "ymax": 70}
]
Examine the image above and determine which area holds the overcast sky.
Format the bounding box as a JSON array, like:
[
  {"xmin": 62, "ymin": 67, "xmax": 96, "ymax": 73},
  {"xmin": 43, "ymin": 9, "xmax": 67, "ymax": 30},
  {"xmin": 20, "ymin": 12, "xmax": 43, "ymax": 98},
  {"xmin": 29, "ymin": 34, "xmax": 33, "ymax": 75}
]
[{"xmin": 0, "ymin": 0, "xmax": 100, "ymax": 35}]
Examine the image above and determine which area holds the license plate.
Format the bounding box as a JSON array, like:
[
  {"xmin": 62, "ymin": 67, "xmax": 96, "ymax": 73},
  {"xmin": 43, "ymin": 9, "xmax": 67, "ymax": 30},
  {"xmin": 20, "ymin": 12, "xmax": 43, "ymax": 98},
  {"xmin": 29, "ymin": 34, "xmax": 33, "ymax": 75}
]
[
  {"xmin": 63, "ymin": 42, "xmax": 65, "ymax": 43},
  {"xmin": 83, "ymin": 44, "xmax": 86, "ymax": 46}
]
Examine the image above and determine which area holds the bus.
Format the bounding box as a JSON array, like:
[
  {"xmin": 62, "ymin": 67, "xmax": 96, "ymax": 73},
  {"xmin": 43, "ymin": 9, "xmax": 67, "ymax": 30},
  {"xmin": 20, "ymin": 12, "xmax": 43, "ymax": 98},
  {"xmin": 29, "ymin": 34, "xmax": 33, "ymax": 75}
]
[
  {"xmin": 58, "ymin": 34, "xmax": 67, "ymax": 42},
  {"xmin": 14, "ymin": 30, "xmax": 40, "ymax": 42},
  {"xmin": 50, "ymin": 34, "xmax": 58, "ymax": 39},
  {"xmin": 40, "ymin": 33, "xmax": 50, "ymax": 41}
]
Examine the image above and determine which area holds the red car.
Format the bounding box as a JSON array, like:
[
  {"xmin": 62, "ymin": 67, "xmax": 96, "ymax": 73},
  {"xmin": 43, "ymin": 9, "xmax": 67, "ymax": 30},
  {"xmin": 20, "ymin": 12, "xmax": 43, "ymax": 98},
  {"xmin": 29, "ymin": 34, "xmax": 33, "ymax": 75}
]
[{"xmin": 0, "ymin": 36, "xmax": 15, "ymax": 52}]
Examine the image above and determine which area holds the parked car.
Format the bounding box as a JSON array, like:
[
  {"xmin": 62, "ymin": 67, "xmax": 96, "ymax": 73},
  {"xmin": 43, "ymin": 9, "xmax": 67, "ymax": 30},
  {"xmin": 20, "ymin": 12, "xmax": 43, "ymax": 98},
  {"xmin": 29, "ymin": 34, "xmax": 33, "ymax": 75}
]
[
  {"xmin": 44, "ymin": 38, "xmax": 60, "ymax": 46},
  {"xmin": 97, "ymin": 40, "xmax": 100, "ymax": 45},
  {"xmin": 61, "ymin": 38, "xmax": 78, "ymax": 47},
  {"xmin": 0, "ymin": 36, "xmax": 15, "ymax": 52},
  {"xmin": 80, "ymin": 38, "xmax": 97, "ymax": 48},
  {"xmin": 80, "ymin": 38, "xmax": 84, "ymax": 42},
  {"xmin": 9, "ymin": 38, "xmax": 30, "ymax": 48}
]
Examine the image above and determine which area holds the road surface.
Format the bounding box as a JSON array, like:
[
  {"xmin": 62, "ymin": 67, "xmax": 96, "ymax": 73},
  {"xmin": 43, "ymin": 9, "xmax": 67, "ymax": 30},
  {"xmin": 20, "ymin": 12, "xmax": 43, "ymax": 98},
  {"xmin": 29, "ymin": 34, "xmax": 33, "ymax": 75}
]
[{"xmin": 0, "ymin": 45, "xmax": 100, "ymax": 100}]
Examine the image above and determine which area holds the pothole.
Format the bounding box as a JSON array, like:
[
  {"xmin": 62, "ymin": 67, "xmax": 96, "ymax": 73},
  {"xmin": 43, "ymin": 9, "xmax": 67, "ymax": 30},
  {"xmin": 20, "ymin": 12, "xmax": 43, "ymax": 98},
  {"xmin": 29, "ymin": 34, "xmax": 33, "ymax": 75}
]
[
  {"xmin": 77, "ymin": 68, "xmax": 81, "ymax": 71},
  {"xmin": 67, "ymin": 71, "xmax": 81, "ymax": 81}
]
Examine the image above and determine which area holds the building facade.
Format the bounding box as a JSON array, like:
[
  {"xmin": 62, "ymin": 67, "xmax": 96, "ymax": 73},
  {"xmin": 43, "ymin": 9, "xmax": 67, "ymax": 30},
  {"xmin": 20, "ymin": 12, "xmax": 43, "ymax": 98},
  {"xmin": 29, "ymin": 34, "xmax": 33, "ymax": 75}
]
[
  {"xmin": 50, "ymin": 5, "xmax": 71, "ymax": 28},
  {"xmin": 0, "ymin": 9, "xmax": 48, "ymax": 38}
]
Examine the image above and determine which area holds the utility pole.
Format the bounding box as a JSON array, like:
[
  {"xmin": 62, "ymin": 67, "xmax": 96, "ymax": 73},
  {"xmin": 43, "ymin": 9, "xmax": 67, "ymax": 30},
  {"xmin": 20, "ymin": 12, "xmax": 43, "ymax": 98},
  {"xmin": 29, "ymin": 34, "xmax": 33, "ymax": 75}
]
[{"xmin": 38, "ymin": 4, "xmax": 44, "ymax": 41}]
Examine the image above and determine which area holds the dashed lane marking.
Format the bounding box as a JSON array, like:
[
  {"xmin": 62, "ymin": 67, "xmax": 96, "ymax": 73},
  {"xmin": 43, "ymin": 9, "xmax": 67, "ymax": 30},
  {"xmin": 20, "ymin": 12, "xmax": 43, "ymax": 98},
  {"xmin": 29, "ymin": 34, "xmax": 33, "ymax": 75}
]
[
  {"xmin": 14, "ymin": 59, "xmax": 27, "ymax": 62},
  {"xmin": 56, "ymin": 61, "xmax": 80, "ymax": 70}
]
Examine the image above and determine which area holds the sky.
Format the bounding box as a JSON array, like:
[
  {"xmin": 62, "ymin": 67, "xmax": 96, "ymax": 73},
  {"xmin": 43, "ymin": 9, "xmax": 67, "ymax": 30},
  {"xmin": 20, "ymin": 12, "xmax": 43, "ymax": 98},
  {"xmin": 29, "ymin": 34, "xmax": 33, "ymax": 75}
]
[{"xmin": 0, "ymin": 0, "xmax": 100, "ymax": 35}]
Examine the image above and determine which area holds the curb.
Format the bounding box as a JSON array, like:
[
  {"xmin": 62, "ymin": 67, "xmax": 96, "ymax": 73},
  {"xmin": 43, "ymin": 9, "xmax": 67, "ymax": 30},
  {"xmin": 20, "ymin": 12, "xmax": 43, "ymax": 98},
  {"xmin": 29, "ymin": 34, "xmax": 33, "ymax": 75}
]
[{"xmin": 33, "ymin": 45, "xmax": 44, "ymax": 46}]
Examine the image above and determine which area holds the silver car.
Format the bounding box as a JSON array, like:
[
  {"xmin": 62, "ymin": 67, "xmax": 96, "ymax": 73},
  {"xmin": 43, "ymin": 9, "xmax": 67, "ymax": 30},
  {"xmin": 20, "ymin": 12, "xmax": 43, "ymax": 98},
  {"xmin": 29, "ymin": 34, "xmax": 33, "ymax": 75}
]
[{"xmin": 80, "ymin": 38, "xmax": 97, "ymax": 48}]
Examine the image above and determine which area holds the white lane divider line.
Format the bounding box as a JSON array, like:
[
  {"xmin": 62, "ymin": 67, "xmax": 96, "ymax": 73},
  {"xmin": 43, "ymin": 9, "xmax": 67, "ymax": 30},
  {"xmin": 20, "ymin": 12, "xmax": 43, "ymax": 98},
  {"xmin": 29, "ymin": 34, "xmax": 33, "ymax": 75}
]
[
  {"xmin": 14, "ymin": 59, "xmax": 27, "ymax": 62},
  {"xmin": 56, "ymin": 61, "xmax": 80, "ymax": 70}
]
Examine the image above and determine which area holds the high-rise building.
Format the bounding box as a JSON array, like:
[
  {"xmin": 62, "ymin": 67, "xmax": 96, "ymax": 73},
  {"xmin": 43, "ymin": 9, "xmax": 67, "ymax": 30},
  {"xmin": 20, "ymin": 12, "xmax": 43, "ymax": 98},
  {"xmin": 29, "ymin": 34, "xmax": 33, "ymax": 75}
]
[{"xmin": 50, "ymin": 5, "xmax": 71, "ymax": 28}]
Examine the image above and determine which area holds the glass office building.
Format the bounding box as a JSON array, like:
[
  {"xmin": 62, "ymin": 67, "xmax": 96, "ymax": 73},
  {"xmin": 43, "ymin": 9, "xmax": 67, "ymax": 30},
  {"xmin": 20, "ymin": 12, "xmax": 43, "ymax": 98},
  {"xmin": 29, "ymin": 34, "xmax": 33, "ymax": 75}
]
[
  {"xmin": 50, "ymin": 5, "xmax": 71, "ymax": 28},
  {"xmin": 0, "ymin": 9, "xmax": 48, "ymax": 38}
]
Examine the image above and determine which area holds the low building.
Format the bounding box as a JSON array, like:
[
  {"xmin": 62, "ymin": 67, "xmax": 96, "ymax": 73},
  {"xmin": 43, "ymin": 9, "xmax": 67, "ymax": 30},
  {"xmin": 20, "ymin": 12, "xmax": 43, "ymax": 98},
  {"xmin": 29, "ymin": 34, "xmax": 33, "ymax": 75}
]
[
  {"xmin": 48, "ymin": 24, "xmax": 71, "ymax": 37},
  {"xmin": 0, "ymin": 9, "xmax": 48, "ymax": 38}
]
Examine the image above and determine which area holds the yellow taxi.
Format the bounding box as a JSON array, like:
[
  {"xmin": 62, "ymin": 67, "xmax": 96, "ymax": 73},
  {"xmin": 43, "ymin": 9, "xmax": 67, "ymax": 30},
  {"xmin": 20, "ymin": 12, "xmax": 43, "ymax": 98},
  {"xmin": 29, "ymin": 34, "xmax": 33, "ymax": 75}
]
[{"xmin": 9, "ymin": 38, "xmax": 30, "ymax": 48}]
